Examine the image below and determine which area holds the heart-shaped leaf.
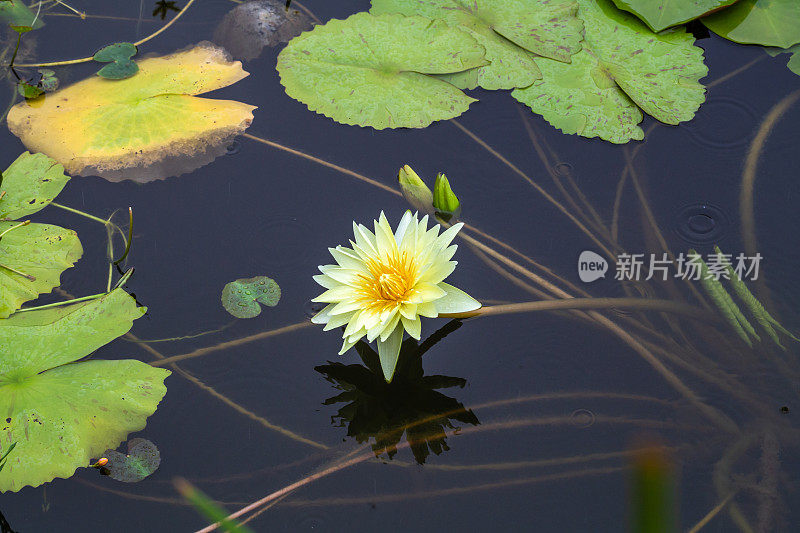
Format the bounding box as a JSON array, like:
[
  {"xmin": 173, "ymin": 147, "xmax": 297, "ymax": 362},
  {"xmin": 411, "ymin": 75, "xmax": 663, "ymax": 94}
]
[
  {"xmin": 513, "ymin": 0, "xmax": 707, "ymax": 143},
  {"xmin": 101, "ymin": 438, "xmax": 160, "ymax": 482},
  {"xmin": 0, "ymin": 289, "xmax": 170, "ymax": 492},
  {"xmin": 93, "ymin": 42, "xmax": 139, "ymax": 80},
  {"xmin": 277, "ymin": 13, "xmax": 488, "ymax": 129},
  {"xmin": 7, "ymin": 43, "xmax": 257, "ymax": 179},
  {"xmin": 221, "ymin": 276, "xmax": 281, "ymax": 318},
  {"xmin": 611, "ymin": 0, "xmax": 738, "ymax": 32},
  {"xmin": 703, "ymin": 0, "xmax": 800, "ymax": 48},
  {"xmin": 371, "ymin": 0, "xmax": 584, "ymax": 90}
]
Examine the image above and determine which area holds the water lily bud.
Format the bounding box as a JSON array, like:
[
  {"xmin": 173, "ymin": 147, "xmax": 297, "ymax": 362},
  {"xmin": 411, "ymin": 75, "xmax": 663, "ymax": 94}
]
[
  {"xmin": 398, "ymin": 165, "xmax": 434, "ymax": 214},
  {"xmin": 433, "ymin": 173, "xmax": 461, "ymax": 219},
  {"xmin": 91, "ymin": 457, "xmax": 109, "ymax": 468}
]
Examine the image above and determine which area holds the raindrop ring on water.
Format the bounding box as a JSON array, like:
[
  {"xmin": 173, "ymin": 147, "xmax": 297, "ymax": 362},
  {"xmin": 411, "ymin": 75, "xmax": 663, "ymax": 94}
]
[
  {"xmin": 570, "ymin": 408, "xmax": 596, "ymax": 428},
  {"xmin": 673, "ymin": 203, "xmax": 729, "ymax": 245}
]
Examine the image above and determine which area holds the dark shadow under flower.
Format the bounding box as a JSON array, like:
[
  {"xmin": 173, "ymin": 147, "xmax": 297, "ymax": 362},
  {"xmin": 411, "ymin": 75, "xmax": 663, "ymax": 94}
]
[{"xmin": 316, "ymin": 320, "xmax": 479, "ymax": 464}]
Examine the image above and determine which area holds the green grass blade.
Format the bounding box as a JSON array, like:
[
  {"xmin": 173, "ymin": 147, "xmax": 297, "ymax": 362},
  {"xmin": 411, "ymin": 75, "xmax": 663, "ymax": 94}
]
[
  {"xmin": 690, "ymin": 250, "xmax": 757, "ymax": 346},
  {"xmin": 174, "ymin": 478, "xmax": 254, "ymax": 533},
  {"xmin": 715, "ymin": 246, "xmax": 798, "ymax": 349}
]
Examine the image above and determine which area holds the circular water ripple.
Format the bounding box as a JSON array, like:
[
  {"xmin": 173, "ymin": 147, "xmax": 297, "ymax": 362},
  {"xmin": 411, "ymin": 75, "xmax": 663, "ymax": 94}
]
[
  {"xmin": 673, "ymin": 203, "xmax": 730, "ymax": 245},
  {"xmin": 683, "ymin": 96, "xmax": 757, "ymax": 150},
  {"xmin": 570, "ymin": 408, "xmax": 596, "ymax": 428}
]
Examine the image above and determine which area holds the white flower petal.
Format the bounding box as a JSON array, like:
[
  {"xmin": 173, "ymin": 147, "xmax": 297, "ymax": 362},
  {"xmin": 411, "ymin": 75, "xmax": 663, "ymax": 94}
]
[
  {"xmin": 312, "ymin": 273, "xmax": 342, "ymax": 290},
  {"xmin": 311, "ymin": 303, "xmax": 336, "ymax": 325},
  {"xmin": 377, "ymin": 324, "xmax": 404, "ymax": 382},
  {"xmin": 394, "ymin": 210, "xmax": 414, "ymax": 245},
  {"xmin": 338, "ymin": 336, "xmax": 359, "ymax": 355},
  {"xmin": 323, "ymin": 310, "xmax": 356, "ymax": 331},
  {"xmin": 434, "ymin": 282, "xmax": 481, "ymax": 314},
  {"xmin": 401, "ymin": 315, "xmax": 421, "ymax": 340},
  {"xmin": 417, "ymin": 301, "xmax": 439, "ymax": 318},
  {"xmin": 379, "ymin": 313, "xmax": 402, "ymax": 341},
  {"xmin": 409, "ymin": 282, "xmax": 447, "ymax": 303},
  {"xmin": 353, "ymin": 222, "xmax": 378, "ymax": 255},
  {"xmin": 329, "ymin": 299, "xmax": 364, "ymax": 316},
  {"xmin": 374, "ymin": 211, "xmax": 398, "ymax": 258},
  {"xmin": 312, "ymin": 285, "xmax": 354, "ymax": 303},
  {"xmin": 330, "ymin": 246, "xmax": 365, "ymax": 271}
]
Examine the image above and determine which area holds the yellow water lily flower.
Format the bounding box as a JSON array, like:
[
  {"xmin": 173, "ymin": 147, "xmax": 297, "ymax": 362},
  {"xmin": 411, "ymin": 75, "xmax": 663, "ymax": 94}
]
[{"xmin": 311, "ymin": 211, "xmax": 481, "ymax": 382}]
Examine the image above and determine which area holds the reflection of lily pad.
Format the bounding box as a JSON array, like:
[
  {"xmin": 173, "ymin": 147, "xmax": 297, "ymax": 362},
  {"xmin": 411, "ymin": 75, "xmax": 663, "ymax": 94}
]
[
  {"xmin": 371, "ymin": 0, "xmax": 583, "ymax": 90},
  {"xmin": 0, "ymin": 289, "xmax": 170, "ymax": 492},
  {"xmin": 277, "ymin": 13, "xmax": 488, "ymax": 129},
  {"xmin": 611, "ymin": 0, "xmax": 738, "ymax": 32},
  {"xmin": 703, "ymin": 0, "xmax": 800, "ymax": 48},
  {"xmin": 101, "ymin": 438, "xmax": 160, "ymax": 482},
  {"xmin": 213, "ymin": 0, "xmax": 314, "ymax": 61},
  {"xmin": 221, "ymin": 276, "xmax": 281, "ymax": 318},
  {"xmin": 513, "ymin": 0, "xmax": 707, "ymax": 143},
  {"xmin": 0, "ymin": 152, "xmax": 81, "ymax": 318},
  {"xmin": 93, "ymin": 42, "xmax": 139, "ymax": 80},
  {"xmin": 7, "ymin": 42, "xmax": 257, "ymax": 180}
]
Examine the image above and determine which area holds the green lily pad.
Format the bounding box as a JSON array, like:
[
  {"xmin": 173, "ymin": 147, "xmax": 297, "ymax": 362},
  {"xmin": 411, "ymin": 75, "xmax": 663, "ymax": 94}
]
[
  {"xmin": 371, "ymin": 0, "xmax": 584, "ymax": 90},
  {"xmin": 0, "ymin": 1, "xmax": 44, "ymax": 29},
  {"xmin": 703, "ymin": 0, "xmax": 800, "ymax": 48},
  {"xmin": 0, "ymin": 222, "xmax": 82, "ymax": 318},
  {"xmin": 277, "ymin": 12, "xmax": 488, "ymax": 129},
  {"xmin": 93, "ymin": 42, "xmax": 139, "ymax": 80},
  {"xmin": 611, "ymin": 0, "xmax": 738, "ymax": 32},
  {"xmin": 513, "ymin": 0, "xmax": 707, "ymax": 143},
  {"xmin": 0, "ymin": 289, "xmax": 170, "ymax": 492},
  {"xmin": 221, "ymin": 276, "xmax": 281, "ymax": 319},
  {"xmin": 0, "ymin": 152, "xmax": 79, "ymax": 318},
  {"xmin": 101, "ymin": 438, "xmax": 160, "ymax": 482},
  {"xmin": 0, "ymin": 152, "xmax": 71, "ymax": 220}
]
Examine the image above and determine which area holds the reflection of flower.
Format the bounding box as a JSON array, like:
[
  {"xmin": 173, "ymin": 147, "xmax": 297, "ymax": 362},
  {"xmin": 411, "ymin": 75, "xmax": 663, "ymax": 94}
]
[
  {"xmin": 316, "ymin": 324, "xmax": 479, "ymax": 464},
  {"xmin": 312, "ymin": 211, "xmax": 481, "ymax": 382}
]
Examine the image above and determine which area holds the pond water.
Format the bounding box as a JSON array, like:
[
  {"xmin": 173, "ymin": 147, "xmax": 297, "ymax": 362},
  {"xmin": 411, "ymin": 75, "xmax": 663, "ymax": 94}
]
[{"xmin": 1, "ymin": 1, "xmax": 800, "ymax": 532}]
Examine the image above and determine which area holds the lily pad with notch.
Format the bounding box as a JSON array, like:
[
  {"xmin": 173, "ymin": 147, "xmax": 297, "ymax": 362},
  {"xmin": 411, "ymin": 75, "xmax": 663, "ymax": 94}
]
[
  {"xmin": 0, "ymin": 152, "xmax": 81, "ymax": 318},
  {"xmin": 93, "ymin": 42, "xmax": 139, "ymax": 80},
  {"xmin": 512, "ymin": 0, "xmax": 708, "ymax": 143},
  {"xmin": 371, "ymin": 0, "xmax": 584, "ymax": 90},
  {"xmin": 221, "ymin": 276, "xmax": 281, "ymax": 318},
  {"xmin": 611, "ymin": 0, "xmax": 738, "ymax": 32},
  {"xmin": 0, "ymin": 289, "xmax": 170, "ymax": 492},
  {"xmin": 277, "ymin": 12, "xmax": 488, "ymax": 129},
  {"xmin": 702, "ymin": 0, "xmax": 800, "ymax": 48},
  {"xmin": 7, "ymin": 42, "xmax": 257, "ymax": 181},
  {"xmin": 99, "ymin": 438, "xmax": 160, "ymax": 482}
]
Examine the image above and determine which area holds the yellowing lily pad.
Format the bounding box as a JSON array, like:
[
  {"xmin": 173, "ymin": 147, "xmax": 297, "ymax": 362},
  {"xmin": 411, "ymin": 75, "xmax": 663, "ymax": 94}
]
[
  {"xmin": 277, "ymin": 13, "xmax": 488, "ymax": 129},
  {"xmin": 0, "ymin": 289, "xmax": 170, "ymax": 492},
  {"xmin": 7, "ymin": 43, "xmax": 257, "ymax": 180}
]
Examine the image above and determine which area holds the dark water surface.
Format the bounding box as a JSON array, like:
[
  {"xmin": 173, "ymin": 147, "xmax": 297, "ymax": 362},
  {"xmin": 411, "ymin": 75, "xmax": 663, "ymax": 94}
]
[{"xmin": 2, "ymin": 1, "xmax": 800, "ymax": 531}]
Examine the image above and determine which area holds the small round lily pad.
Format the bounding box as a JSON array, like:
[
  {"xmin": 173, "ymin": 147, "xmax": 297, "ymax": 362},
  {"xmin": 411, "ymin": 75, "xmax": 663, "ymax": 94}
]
[
  {"xmin": 93, "ymin": 42, "xmax": 139, "ymax": 80},
  {"xmin": 101, "ymin": 438, "xmax": 160, "ymax": 482},
  {"xmin": 221, "ymin": 276, "xmax": 281, "ymax": 318}
]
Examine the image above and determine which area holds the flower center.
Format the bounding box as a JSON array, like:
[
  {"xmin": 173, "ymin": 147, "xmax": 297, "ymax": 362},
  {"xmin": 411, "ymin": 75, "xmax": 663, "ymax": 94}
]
[{"xmin": 376, "ymin": 272, "xmax": 407, "ymax": 301}]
